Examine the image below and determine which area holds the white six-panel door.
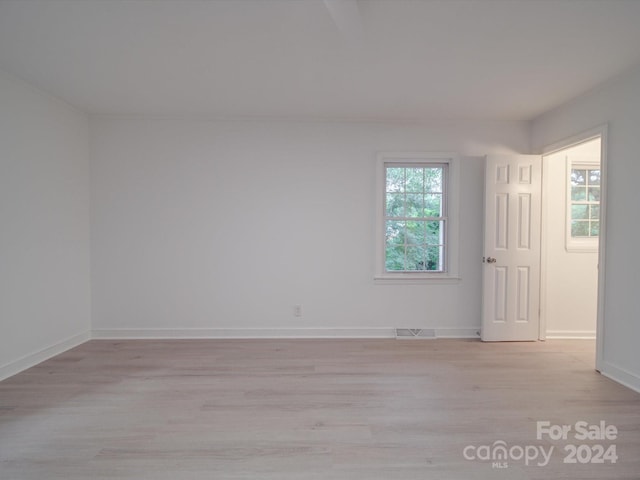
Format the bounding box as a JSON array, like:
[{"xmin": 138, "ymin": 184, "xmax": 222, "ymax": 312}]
[{"xmin": 482, "ymin": 155, "xmax": 542, "ymax": 341}]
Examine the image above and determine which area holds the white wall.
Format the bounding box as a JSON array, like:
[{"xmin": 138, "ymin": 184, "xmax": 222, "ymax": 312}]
[
  {"xmin": 542, "ymin": 141, "xmax": 599, "ymax": 338},
  {"xmin": 532, "ymin": 64, "xmax": 640, "ymax": 392},
  {"xmin": 90, "ymin": 118, "xmax": 529, "ymax": 337},
  {"xmin": 0, "ymin": 71, "xmax": 91, "ymax": 379}
]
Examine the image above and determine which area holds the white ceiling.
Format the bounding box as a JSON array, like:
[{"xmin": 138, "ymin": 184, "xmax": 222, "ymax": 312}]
[{"xmin": 1, "ymin": 0, "xmax": 640, "ymax": 121}]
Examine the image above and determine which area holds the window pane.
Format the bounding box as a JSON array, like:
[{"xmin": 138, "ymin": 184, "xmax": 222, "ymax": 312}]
[
  {"xmin": 571, "ymin": 186, "xmax": 586, "ymax": 201},
  {"xmin": 385, "ymin": 245, "xmax": 405, "ymax": 271},
  {"xmin": 405, "ymin": 194, "xmax": 423, "ymax": 217},
  {"xmin": 588, "ymin": 186, "xmax": 600, "ymax": 201},
  {"xmin": 386, "ymin": 193, "xmax": 404, "ymax": 217},
  {"xmin": 426, "ymin": 245, "xmax": 443, "ymax": 271},
  {"xmin": 386, "ymin": 168, "xmax": 404, "ymax": 193},
  {"xmin": 589, "ymin": 169, "xmax": 601, "ymax": 185},
  {"xmin": 424, "ymin": 193, "xmax": 442, "ymax": 217},
  {"xmin": 590, "ymin": 221, "xmax": 600, "ymax": 237},
  {"xmin": 571, "ymin": 221, "xmax": 589, "ymax": 237},
  {"xmin": 405, "ymin": 221, "xmax": 426, "ymax": 245},
  {"xmin": 426, "ymin": 221, "xmax": 442, "ymax": 245},
  {"xmin": 590, "ymin": 205, "xmax": 600, "ymax": 220},
  {"xmin": 572, "ymin": 204, "xmax": 588, "ymax": 220},
  {"xmin": 425, "ymin": 167, "xmax": 443, "ymax": 193},
  {"xmin": 405, "ymin": 168, "xmax": 424, "ymax": 193},
  {"xmin": 571, "ymin": 169, "xmax": 586, "ymax": 186},
  {"xmin": 386, "ymin": 220, "xmax": 405, "ymax": 245},
  {"xmin": 406, "ymin": 245, "xmax": 427, "ymax": 270}
]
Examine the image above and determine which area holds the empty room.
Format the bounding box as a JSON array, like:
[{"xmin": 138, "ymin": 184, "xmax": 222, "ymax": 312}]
[{"xmin": 1, "ymin": 0, "xmax": 640, "ymax": 479}]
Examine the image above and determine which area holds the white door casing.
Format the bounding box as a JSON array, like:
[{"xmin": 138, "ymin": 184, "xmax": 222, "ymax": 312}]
[{"xmin": 482, "ymin": 155, "xmax": 542, "ymax": 341}]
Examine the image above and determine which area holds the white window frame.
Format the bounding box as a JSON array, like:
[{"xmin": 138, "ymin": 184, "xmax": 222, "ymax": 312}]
[
  {"xmin": 375, "ymin": 152, "xmax": 460, "ymax": 284},
  {"xmin": 566, "ymin": 158, "xmax": 600, "ymax": 252}
]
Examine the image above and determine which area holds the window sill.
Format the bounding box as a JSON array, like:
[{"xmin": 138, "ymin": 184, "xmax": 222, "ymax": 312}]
[{"xmin": 374, "ymin": 274, "xmax": 461, "ymax": 285}]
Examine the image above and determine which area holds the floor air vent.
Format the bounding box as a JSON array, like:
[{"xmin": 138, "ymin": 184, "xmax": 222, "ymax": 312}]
[{"xmin": 395, "ymin": 328, "xmax": 437, "ymax": 339}]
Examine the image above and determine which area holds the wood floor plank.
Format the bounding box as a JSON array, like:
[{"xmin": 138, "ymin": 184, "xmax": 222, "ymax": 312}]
[{"xmin": 0, "ymin": 339, "xmax": 638, "ymax": 479}]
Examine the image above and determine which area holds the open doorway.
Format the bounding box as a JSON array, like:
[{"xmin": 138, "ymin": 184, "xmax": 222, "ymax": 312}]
[
  {"xmin": 542, "ymin": 137, "xmax": 600, "ymax": 338},
  {"xmin": 540, "ymin": 128, "xmax": 606, "ymax": 368}
]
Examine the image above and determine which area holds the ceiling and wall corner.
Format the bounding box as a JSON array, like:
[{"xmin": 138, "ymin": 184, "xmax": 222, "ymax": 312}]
[{"xmin": 1, "ymin": 0, "xmax": 640, "ymax": 121}]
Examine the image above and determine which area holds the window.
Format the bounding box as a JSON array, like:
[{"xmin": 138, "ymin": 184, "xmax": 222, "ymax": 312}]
[
  {"xmin": 566, "ymin": 160, "xmax": 600, "ymax": 252},
  {"xmin": 375, "ymin": 153, "xmax": 459, "ymax": 283},
  {"xmin": 385, "ymin": 165, "xmax": 446, "ymax": 271},
  {"xmin": 570, "ymin": 167, "xmax": 600, "ymax": 237}
]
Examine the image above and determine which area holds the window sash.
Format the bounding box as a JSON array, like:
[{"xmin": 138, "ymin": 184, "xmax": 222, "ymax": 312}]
[
  {"xmin": 569, "ymin": 167, "xmax": 600, "ymax": 239},
  {"xmin": 565, "ymin": 159, "xmax": 600, "ymax": 252},
  {"xmin": 383, "ymin": 164, "xmax": 448, "ymax": 273}
]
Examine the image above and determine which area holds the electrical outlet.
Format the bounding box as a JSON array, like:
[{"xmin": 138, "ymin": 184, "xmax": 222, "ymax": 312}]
[{"xmin": 293, "ymin": 304, "xmax": 302, "ymax": 317}]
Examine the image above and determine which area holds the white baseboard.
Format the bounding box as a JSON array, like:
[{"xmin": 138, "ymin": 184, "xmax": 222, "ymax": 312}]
[
  {"xmin": 92, "ymin": 327, "xmax": 395, "ymax": 339},
  {"xmin": 0, "ymin": 331, "xmax": 90, "ymax": 381},
  {"xmin": 434, "ymin": 327, "xmax": 480, "ymax": 338},
  {"xmin": 546, "ymin": 330, "xmax": 597, "ymax": 339},
  {"xmin": 599, "ymin": 360, "xmax": 640, "ymax": 394},
  {"xmin": 0, "ymin": 327, "xmax": 480, "ymax": 380},
  {"xmin": 91, "ymin": 327, "xmax": 480, "ymax": 340}
]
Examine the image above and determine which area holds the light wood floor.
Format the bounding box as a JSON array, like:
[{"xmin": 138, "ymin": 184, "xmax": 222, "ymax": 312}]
[{"xmin": 1, "ymin": 339, "xmax": 639, "ymax": 479}]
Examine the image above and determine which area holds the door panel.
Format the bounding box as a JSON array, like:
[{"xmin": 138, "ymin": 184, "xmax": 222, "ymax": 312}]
[{"xmin": 482, "ymin": 155, "xmax": 542, "ymax": 341}]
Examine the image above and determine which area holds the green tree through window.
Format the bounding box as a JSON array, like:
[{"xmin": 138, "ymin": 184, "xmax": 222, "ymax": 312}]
[
  {"xmin": 384, "ymin": 165, "xmax": 446, "ymax": 271},
  {"xmin": 570, "ymin": 168, "xmax": 600, "ymax": 238}
]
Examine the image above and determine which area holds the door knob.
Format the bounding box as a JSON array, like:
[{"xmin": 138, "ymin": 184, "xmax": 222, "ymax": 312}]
[{"xmin": 486, "ymin": 257, "xmax": 497, "ymax": 264}]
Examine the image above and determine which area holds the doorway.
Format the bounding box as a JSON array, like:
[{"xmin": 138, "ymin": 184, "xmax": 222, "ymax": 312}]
[{"xmin": 540, "ymin": 127, "xmax": 607, "ymax": 369}]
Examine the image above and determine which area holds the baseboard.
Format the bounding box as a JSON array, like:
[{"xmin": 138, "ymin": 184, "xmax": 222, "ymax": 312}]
[
  {"xmin": 92, "ymin": 327, "xmax": 396, "ymax": 339},
  {"xmin": 0, "ymin": 327, "xmax": 480, "ymax": 381},
  {"xmin": 546, "ymin": 330, "xmax": 596, "ymax": 339},
  {"xmin": 599, "ymin": 360, "xmax": 640, "ymax": 394},
  {"xmin": 91, "ymin": 327, "xmax": 480, "ymax": 340},
  {"xmin": 434, "ymin": 327, "xmax": 480, "ymax": 338},
  {"xmin": 0, "ymin": 331, "xmax": 90, "ymax": 381}
]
